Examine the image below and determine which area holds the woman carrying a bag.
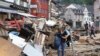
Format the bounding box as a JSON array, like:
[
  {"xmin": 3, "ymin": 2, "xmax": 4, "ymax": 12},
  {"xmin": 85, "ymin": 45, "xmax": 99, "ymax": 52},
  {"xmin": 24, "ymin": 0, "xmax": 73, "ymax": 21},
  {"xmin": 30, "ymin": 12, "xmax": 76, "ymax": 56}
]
[{"xmin": 54, "ymin": 27, "xmax": 68, "ymax": 56}]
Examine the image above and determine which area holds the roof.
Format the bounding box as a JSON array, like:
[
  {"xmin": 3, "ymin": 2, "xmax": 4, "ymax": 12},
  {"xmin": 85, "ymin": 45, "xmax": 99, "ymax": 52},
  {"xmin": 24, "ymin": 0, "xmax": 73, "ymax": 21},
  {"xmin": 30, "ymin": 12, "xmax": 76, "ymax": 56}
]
[
  {"xmin": 66, "ymin": 4, "xmax": 93, "ymax": 15},
  {"xmin": 66, "ymin": 4, "xmax": 77, "ymax": 9},
  {"xmin": 86, "ymin": 5, "xmax": 94, "ymax": 14}
]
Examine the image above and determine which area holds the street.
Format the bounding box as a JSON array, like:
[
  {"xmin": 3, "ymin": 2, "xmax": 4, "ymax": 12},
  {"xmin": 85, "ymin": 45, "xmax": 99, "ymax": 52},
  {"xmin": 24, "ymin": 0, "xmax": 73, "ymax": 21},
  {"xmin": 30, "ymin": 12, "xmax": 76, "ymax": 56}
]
[
  {"xmin": 0, "ymin": 0, "xmax": 100, "ymax": 56},
  {"xmin": 49, "ymin": 33, "xmax": 100, "ymax": 56},
  {"xmin": 0, "ymin": 31, "xmax": 100, "ymax": 56}
]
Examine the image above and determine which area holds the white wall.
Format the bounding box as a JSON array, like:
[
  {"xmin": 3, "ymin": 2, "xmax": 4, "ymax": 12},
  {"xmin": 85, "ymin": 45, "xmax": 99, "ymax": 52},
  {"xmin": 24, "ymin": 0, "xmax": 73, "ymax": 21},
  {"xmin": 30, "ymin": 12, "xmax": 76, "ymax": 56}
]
[
  {"xmin": 94, "ymin": 0, "xmax": 100, "ymax": 19},
  {"xmin": 64, "ymin": 9, "xmax": 75, "ymax": 21},
  {"xmin": 64, "ymin": 9, "xmax": 84, "ymax": 28}
]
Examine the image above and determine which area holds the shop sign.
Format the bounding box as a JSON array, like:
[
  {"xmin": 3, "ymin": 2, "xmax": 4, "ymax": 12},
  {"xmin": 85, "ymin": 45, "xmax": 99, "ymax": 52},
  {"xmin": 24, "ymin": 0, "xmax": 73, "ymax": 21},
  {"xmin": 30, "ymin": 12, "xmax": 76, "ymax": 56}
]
[
  {"xmin": 30, "ymin": 4, "xmax": 37, "ymax": 8},
  {"xmin": 10, "ymin": 4, "xmax": 28, "ymax": 11}
]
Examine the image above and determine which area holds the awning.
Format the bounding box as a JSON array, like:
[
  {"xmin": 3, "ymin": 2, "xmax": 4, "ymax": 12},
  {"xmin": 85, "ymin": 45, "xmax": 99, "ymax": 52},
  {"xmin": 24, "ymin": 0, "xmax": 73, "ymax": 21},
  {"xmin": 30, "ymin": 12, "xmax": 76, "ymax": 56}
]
[
  {"xmin": 0, "ymin": 8, "xmax": 20, "ymax": 13},
  {"xmin": 0, "ymin": 7, "xmax": 36, "ymax": 17},
  {"xmin": 17, "ymin": 12, "xmax": 36, "ymax": 17}
]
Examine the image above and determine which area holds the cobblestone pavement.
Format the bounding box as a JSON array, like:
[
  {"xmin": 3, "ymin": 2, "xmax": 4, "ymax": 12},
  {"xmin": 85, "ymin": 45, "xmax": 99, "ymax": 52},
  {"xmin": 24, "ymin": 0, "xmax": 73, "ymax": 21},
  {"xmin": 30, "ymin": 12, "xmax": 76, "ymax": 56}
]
[{"xmin": 0, "ymin": 38, "xmax": 21, "ymax": 56}]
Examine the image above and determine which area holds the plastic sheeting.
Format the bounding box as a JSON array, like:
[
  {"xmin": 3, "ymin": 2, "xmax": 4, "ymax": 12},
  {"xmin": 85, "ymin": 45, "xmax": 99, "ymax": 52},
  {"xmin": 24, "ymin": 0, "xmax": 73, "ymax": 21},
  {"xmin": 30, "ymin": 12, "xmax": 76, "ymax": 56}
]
[
  {"xmin": 8, "ymin": 32, "xmax": 26, "ymax": 48},
  {"xmin": 23, "ymin": 43, "xmax": 43, "ymax": 56},
  {"xmin": 8, "ymin": 32, "xmax": 44, "ymax": 56},
  {"xmin": 46, "ymin": 20, "xmax": 56, "ymax": 26}
]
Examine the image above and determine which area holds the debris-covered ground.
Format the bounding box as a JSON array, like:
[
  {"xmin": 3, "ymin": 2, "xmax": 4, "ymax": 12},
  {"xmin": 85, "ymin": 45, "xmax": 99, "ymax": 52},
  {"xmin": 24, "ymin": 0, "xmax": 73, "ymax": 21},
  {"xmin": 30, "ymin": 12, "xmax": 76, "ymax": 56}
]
[
  {"xmin": 48, "ymin": 34, "xmax": 100, "ymax": 56},
  {"xmin": 0, "ymin": 38, "xmax": 21, "ymax": 56},
  {"xmin": 0, "ymin": 24, "xmax": 100, "ymax": 56}
]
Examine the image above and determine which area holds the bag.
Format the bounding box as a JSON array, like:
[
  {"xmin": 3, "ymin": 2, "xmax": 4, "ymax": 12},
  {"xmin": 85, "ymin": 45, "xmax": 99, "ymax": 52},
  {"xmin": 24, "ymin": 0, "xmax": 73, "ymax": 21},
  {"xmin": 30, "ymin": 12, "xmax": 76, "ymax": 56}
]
[
  {"xmin": 54, "ymin": 36, "xmax": 61, "ymax": 49},
  {"xmin": 65, "ymin": 29, "xmax": 70, "ymax": 36},
  {"xmin": 64, "ymin": 29, "xmax": 71, "ymax": 41}
]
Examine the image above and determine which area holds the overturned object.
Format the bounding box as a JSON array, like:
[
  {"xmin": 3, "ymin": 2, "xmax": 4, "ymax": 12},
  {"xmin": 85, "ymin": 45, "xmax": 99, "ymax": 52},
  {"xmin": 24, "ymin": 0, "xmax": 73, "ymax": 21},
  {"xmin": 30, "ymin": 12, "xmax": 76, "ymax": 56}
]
[
  {"xmin": 46, "ymin": 20, "xmax": 56, "ymax": 26},
  {"xmin": 8, "ymin": 32, "xmax": 26, "ymax": 48},
  {"xmin": 9, "ymin": 32, "xmax": 44, "ymax": 56},
  {"xmin": 23, "ymin": 43, "xmax": 43, "ymax": 56}
]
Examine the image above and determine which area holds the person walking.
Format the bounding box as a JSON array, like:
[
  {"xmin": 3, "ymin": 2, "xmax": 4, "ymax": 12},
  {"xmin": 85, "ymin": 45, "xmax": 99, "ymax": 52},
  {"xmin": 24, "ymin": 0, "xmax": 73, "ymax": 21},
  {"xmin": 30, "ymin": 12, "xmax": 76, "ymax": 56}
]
[
  {"xmin": 54, "ymin": 28, "xmax": 62, "ymax": 56},
  {"xmin": 90, "ymin": 24, "xmax": 96, "ymax": 38},
  {"xmin": 88, "ymin": 22, "xmax": 96, "ymax": 39},
  {"xmin": 84, "ymin": 22, "xmax": 89, "ymax": 36},
  {"xmin": 54, "ymin": 27, "xmax": 68, "ymax": 56}
]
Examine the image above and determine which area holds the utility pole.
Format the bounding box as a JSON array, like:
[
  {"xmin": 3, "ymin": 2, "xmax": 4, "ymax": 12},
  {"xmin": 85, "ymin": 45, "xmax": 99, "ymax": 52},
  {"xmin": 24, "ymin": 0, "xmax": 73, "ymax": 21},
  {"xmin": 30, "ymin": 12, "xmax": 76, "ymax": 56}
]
[
  {"xmin": 48, "ymin": 0, "xmax": 52, "ymax": 20},
  {"xmin": 36, "ymin": 0, "xmax": 41, "ymax": 18},
  {"xmin": 28, "ymin": 0, "xmax": 31, "ymax": 13}
]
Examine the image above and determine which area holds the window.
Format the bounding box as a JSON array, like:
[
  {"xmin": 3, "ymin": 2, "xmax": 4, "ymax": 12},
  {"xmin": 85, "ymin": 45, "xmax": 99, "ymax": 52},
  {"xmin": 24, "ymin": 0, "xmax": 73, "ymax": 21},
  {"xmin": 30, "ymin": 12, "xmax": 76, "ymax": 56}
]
[
  {"xmin": 32, "ymin": 9, "xmax": 37, "ymax": 13},
  {"xmin": 20, "ymin": 1, "xmax": 24, "ymax": 6},
  {"xmin": 95, "ymin": 21, "xmax": 100, "ymax": 27},
  {"xmin": 38, "ymin": 8, "xmax": 46, "ymax": 14},
  {"xmin": 0, "ymin": 12, "xmax": 8, "ymax": 20},
  {"xmin": 68, "ymin": 19, "xmax": 73, "ymax": 27},
  {"xmin": 96, "ymin": 16, "xmax": 99, "ymax": 19},
  {"xmin": 40, "ymin": 0, "xmax": 48, "ymax": 3},
  {"xmin": 40, "ymin": 0, "xmax": 44, "ymax": 3},
  {"xmin": 38, "ymin": 9, "xmax": 41, "ymax": 13},
  {"xmin": 14, "ymin": 0, "xmax": 20, "ymax": 5},
  {"xmin": 23, "ymin": 2, "xmax": 28, "ymax": 7},
  {"xmin": 44, "ymin": 0, "xmax": 48, "ymax": 3},
  {"xmin": 11, "ymin": 14, "xmax": 22, "ymax": 20},
  {"xmin": 76, "ymin": 21, "xmax": 81, "ymax": 28}
]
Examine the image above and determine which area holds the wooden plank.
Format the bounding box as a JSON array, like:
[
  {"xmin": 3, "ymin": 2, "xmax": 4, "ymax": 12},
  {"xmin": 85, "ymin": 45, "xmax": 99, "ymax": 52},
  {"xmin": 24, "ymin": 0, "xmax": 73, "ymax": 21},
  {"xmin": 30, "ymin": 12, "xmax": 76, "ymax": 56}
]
[{"xmin": 0, "ymin": 38, "xmax": 21, "ymax": 56}]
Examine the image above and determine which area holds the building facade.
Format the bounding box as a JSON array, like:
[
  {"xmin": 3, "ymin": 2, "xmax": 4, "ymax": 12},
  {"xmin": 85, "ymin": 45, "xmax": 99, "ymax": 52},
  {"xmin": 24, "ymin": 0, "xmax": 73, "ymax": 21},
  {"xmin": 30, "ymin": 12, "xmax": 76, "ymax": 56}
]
[
  {"xmin": 51, "ymin": 2, "xmax": 59, "ymax": 17},
  {"xmin": 94, "ymin": 0, "xmax": 100, "ymax": 30},
  {"xmin": 64, "ymin": 4, "xmax": 93, "ymax": 29},
  {"xmin": 0, "ymin": 0, "xmax": 29, "ymax": 20},
  {"xmin": 31, "ymin": 0, "xmax": 48, "ymax": 18}
]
